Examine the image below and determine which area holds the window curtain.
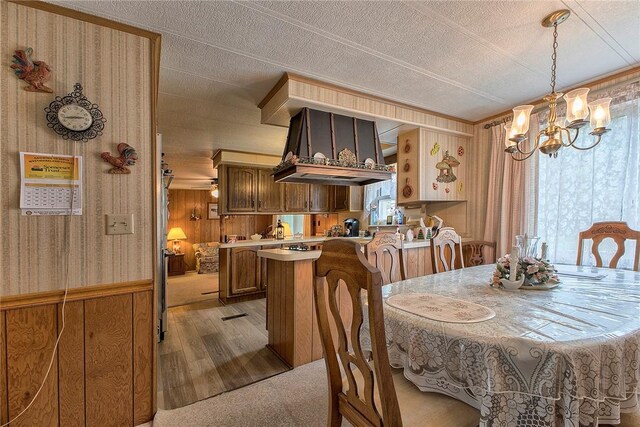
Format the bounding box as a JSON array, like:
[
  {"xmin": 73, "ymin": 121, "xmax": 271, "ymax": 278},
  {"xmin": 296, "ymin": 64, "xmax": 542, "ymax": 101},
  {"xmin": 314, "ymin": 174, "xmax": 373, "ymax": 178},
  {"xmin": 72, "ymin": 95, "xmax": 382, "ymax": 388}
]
[
  {"xmin": 537, "ymin": 92, "xmax": 640, "ymax": 269},
  {"xmin": 483, "ymin": 114, "xmax": 539, "ymax": 257}
]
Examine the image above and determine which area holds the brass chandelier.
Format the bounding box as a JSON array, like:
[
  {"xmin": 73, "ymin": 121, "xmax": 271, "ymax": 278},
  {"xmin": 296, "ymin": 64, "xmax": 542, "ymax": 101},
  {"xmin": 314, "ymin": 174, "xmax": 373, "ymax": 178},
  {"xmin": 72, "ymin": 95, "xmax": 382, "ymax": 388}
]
[{"xmin": 505, "ymin": 9, "xmax": 612, "ymax": 161}]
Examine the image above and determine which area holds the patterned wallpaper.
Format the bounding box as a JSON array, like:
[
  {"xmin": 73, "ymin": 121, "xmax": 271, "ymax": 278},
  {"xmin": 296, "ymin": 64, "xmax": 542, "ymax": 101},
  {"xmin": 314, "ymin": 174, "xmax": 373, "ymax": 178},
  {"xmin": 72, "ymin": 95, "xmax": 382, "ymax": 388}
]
[{"xmin": 0, "ymin": 1, "xmax": 154, "ymax": 296}]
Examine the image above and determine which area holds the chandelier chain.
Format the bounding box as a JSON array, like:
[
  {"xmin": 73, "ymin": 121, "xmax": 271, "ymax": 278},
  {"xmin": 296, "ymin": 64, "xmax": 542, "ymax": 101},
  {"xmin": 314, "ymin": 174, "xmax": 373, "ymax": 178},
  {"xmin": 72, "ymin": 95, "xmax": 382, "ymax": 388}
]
[{"xmin": 550, "ymin": 23, "xmax": 558, "ymax": 94}]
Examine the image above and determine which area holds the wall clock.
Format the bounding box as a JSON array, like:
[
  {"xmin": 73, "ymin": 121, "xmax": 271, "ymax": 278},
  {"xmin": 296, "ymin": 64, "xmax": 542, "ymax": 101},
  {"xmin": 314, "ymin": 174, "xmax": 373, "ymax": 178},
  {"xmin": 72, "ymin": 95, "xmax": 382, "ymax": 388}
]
[{"xmin": 45, "ymin": 83, "xmax": 106, "ymax": 142}]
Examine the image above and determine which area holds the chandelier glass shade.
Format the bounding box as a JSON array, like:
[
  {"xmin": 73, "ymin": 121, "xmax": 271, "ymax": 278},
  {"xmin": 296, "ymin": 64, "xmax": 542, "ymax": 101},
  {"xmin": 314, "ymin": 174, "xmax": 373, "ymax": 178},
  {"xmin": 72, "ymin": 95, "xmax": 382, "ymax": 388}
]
[{"xmin": 505, "ymin": 10, "xmax": 612, "ymax": 161}]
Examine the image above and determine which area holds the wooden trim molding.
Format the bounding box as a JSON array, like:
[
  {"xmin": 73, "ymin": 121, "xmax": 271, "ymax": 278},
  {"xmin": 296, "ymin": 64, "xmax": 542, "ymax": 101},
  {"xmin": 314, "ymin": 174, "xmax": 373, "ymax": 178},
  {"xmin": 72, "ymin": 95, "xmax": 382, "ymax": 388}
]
[
  {"xmin": 260, "ymin": 72, "xmax": 474, "ymax": 126},
  {"xmin": 0, "ymin": 280, "xmax": 153, "ymax": 311},
  {"xmin": 8, "ymin": 0, "xmax": 161, "ymax": 40},
  {"xmin": 257, "ymin": 73, "xmax": 290, "ymax": 109},
  {"xmin": 475, "ymin": 65, "xmax": 640, "ymax": 125}
]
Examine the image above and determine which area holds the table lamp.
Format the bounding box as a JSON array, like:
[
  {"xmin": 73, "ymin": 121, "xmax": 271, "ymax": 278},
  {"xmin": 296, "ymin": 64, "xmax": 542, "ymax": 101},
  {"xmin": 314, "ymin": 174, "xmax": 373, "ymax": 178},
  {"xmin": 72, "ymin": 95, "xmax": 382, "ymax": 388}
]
[{"xmin": 167, "ymin": 227, "xmax": 187, "ymax": 253}]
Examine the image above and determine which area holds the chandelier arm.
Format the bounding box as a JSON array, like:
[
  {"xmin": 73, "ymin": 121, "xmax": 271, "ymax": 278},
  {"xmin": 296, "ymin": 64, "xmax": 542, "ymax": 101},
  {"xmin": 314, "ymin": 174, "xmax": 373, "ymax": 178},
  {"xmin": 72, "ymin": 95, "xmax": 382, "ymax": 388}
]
[
  {"xmin": 569, "ymin": 134, "xmax": 603, "ymax": 151},
  {"xmin": 560, "ymin": 127, "xmax": 580, "ymax": 147},
  {"xmin": 514, "ymin": 130, "xmax": 543, "ymax": 156},
  {"xmin": 510, "ymin": 149, "xmax": 539, "ymax": 162}
]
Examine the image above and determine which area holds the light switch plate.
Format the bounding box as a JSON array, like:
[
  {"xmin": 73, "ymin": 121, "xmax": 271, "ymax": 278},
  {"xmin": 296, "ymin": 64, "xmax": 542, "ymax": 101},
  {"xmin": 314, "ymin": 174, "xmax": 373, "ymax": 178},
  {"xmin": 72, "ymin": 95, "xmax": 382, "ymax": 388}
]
[{"xmin": 106, "ymin": 214, "xmax": 134, "ymax": 235}]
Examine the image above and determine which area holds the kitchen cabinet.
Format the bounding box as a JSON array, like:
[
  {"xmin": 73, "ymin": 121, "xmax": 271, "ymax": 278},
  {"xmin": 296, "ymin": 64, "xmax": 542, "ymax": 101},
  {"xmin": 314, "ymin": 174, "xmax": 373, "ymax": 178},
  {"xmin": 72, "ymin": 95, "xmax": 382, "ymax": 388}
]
[
  {"xmin": 257, "ymin": 169, "xmax": 283, "ymax": 212},
  {"xmin": 397, "ymin": 128, "xmax": 468, "ymax": 204},
  {"xmin": 219, "ymin": 245, "xmax": 267, "ymax": 304},
  {"xmin": 230, "ymin": 247, "xmax": 261, "ymax": 295},
  {"xmin": 219, "ymin": 165, "xmax": 338, "ymax": 214},
  {"xmin": 284, "ymin": 183, "xmax": 309, "ymax": 212},
  {"xmin": 226, "ymin": 166, "xmax": 257, "ymax": 212},
  {"xmin": 333, "ymin": 186, "xmax": 364, "ymax": 211},
  {"xmin": 308, "ymin": 184, "xmax": 330, "ymax": 212}
]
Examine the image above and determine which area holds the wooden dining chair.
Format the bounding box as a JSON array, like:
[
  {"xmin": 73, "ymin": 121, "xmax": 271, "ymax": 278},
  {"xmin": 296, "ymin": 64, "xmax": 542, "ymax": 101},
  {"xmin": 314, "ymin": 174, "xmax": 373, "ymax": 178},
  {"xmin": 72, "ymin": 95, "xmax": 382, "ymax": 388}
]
[
  {"xmin": 365, "ymin": 232, "xmax": 406, "ymax": 284},
  {"xmin": 462, "ymin": 240, "xmax": 496, "ymax": 267},
  {"xmin": 314, "ymin": 239, "xmax": 479, "ymax": 427},
  {"xmin": 430, "ymin": 227, "xmax": 464, "ymax": 273},
  {"xmin": 576, "ymin": 221, "xmax": 640, "ymax": 271}
]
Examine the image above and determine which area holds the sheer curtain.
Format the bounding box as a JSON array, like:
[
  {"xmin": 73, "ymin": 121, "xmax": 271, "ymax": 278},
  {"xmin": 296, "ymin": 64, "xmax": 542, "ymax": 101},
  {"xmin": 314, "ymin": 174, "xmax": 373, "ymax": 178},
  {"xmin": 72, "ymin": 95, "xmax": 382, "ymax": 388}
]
[
  {"xmin": 537, "ymin": 96, "xmax": 640, "ymax": 269},
  {"xmin": 483, "ymin": 115, "xmax": 539, "ymax": 256}
]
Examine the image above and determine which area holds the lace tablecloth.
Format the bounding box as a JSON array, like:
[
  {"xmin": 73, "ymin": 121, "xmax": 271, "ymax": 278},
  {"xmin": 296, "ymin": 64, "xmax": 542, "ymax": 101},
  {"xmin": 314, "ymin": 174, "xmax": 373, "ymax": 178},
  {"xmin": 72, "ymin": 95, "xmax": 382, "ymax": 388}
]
[{"xmin": 363, "ymin": 264, "xmax": 640, "ymax": 427}]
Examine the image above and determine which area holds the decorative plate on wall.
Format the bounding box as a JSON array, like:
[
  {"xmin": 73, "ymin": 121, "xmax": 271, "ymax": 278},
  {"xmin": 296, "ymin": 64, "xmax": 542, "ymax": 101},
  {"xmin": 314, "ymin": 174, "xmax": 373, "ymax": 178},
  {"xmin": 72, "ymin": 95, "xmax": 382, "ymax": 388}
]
[{"xmin": 44, "ymin": 83, "xmax": 106, "ymax": 142}]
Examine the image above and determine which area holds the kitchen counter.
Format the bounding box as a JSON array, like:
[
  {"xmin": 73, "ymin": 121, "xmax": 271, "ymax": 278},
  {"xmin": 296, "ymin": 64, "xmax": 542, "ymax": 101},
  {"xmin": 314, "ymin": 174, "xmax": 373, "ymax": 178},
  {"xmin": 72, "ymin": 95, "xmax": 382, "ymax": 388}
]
[
  {"xmin": 220, "ymin": 235, "xmax": 445, "ymax": 251},
  {"xmin": 219, "ymin": 236, "xmax": 372, "ymax": 248},
  {"xmin": 257, "ymin": 248, "xmax": 322, "ymax": 262}
]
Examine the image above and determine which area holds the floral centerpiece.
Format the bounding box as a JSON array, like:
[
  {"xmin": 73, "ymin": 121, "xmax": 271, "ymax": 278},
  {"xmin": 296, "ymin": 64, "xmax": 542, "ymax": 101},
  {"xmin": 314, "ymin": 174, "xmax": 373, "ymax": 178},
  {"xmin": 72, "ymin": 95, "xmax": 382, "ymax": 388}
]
[{"xmin": 491, "ymin": 255, "xmax": 558, "ymax": 288}]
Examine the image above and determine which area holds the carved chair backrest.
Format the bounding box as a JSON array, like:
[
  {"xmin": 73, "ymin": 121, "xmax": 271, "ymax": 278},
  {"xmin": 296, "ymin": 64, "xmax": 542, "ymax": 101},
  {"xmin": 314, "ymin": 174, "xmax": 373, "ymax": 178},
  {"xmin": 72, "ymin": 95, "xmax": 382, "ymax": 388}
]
[
  {"xmin": 462, "ymin": 240, "xmax": 496, "ymax": 267},
  {"xmin": 576, "ymin": 221, "xmax": 640, "ymax": 271},
  {"xmin": 430, "ymin": 227, "xmax": 464, "ymax": 273},
  {"xmin": 314, "ymin": 239, "xmax": 402, "ymax": 427},
  {"xmin": 366, "ymin": 232, "xmax": 406, "ymax": 285}
]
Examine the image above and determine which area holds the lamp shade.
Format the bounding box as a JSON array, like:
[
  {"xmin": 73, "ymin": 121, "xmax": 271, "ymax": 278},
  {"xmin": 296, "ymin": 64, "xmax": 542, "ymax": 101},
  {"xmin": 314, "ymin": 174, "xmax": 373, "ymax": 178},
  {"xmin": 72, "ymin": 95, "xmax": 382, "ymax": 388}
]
[
  {"xmin": 167, "ymin": 227, "xmax": 187, "ymax": 241},
  {"xmin": 588, "ymin": 98, "xmax": 612, "ymax": 130},
  {"xmin": 564, "ymin": 88, "xmax": 589, "ymax": 123},
  {"xmin": 504, "ymin": 124, "xmax": 516, "ymax": 148},
  {"xmin": 511, "ymin": 105, "xmax": 534, "ymax": 135}
]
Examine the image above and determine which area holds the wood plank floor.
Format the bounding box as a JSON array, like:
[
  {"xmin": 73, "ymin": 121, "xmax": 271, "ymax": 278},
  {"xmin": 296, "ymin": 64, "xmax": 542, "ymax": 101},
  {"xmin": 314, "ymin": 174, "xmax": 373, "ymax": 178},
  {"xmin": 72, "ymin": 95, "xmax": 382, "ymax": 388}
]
[{"xmin": 158, "ymin": 298, "xmax": 290, "ymax": 410}]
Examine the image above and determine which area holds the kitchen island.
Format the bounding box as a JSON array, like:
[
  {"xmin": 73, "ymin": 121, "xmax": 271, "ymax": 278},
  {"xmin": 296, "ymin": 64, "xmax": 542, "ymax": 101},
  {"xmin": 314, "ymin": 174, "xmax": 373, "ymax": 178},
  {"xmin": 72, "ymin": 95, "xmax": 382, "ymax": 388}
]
[{"xmin": 218, "ymin": 235, "xmax": 442, "ymax": 304}]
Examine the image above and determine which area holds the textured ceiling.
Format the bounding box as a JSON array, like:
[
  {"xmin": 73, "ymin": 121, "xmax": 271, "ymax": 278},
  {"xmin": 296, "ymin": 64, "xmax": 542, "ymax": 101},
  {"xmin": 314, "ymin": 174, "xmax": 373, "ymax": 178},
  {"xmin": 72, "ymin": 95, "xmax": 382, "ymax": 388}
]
[{"xmin": 52, "ymin": 1, "xmax": 640, "ymax": 188}]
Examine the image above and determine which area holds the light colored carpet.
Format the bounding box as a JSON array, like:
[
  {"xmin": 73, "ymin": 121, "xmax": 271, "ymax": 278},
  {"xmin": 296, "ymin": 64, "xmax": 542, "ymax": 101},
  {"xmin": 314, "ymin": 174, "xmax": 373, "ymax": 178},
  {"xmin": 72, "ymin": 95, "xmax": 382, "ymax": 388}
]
[
  {"xmin": 167, "ymin": 271, "xmax": 219, "ymax": 307},
  {"xmin": 152, "ymin": 359, "xmax": 333, "ymax": 427}
]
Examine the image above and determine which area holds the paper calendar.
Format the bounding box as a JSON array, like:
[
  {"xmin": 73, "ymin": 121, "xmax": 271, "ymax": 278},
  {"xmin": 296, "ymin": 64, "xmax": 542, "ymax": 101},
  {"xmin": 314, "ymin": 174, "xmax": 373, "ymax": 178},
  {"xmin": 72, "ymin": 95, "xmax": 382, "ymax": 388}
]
[{"xmin": 20, "ymin": 152, "xmax": 83, "ymax": 215}]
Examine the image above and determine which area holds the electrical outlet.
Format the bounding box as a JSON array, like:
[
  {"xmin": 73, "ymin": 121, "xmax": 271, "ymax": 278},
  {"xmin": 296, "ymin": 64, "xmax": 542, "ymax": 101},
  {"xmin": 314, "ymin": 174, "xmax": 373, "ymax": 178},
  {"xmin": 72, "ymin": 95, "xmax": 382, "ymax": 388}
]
[{"xmin": 106, "ymin": 214, "xmax": 134, "ymax": 235}]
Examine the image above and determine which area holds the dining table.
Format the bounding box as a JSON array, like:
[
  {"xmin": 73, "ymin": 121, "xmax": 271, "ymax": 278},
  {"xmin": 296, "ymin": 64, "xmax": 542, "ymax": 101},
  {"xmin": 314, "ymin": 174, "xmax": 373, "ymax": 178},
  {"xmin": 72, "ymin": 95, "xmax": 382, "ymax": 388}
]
[{"xmin": 363, "ymin": 264, "xmax": 640, "ymax": 427}]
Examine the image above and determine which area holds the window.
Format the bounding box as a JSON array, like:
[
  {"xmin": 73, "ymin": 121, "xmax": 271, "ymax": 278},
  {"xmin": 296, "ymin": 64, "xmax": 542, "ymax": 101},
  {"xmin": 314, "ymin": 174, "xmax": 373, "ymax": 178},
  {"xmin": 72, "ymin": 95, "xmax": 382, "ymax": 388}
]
[
  {"xmin": 536, "ymin": 97, "xmax": 640, "ymax": 269},
  {"xmin": 277, "ymin": 214, "xmax": 304, "ymax": 236}
]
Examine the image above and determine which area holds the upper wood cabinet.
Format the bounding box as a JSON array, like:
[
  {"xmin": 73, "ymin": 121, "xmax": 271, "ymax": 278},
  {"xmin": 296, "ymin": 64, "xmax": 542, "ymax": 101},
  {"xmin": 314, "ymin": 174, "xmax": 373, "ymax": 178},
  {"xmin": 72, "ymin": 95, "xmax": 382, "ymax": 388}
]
[
  {"xmin": 308, "ymin": 184, "xmax": 330, "ymax": 213},
  {"xmin": 397, "ymin": 128, "xmax": 468, "ymax": 204},
  {"xmin": 284, "ymin": 183, "xmax": 309, "ymax": 212},
  {"xmin": 226, "ymin": 166, "xmax": 257, "ymax": 212},
  {"xmin": 257, "ymin": 169, "xmax": 283, "ymax": 212},
  {"xmin": 219, "ymin": 165, "xmax": 339, "ymax": 214},
  {"xmin": 333, "ymin": 186, "xmax": 364, "ymax": 212}
]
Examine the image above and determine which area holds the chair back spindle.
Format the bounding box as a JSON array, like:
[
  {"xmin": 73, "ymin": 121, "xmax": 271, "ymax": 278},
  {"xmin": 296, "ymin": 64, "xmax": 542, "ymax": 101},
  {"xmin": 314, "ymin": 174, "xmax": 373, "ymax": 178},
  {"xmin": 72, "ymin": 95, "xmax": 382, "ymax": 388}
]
[
  {"xmin": 576, "ymin": 221, "xmax": 640, "ymax": 271},
  {"xmin": 430, "ymin": 227, "xmax": 464, "ymax": 273},
  {"xmin": 315, "ymin": 239, "xmax": 402, "ymax": 427},
  {"xmin": 366, "ymin": 232, "xmax": 406, "ymax": 285},
  {"xmin": 462, "ymin": 240, "xmax": 496, "ymax": 266}
]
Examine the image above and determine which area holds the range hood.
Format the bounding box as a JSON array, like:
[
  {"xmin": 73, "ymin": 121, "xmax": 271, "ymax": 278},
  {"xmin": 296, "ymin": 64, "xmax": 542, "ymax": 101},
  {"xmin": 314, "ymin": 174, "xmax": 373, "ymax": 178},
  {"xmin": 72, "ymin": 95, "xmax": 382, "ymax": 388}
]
[{"xmin": 273, "ymin": 108, "xmax": 394, "ymax": 186}]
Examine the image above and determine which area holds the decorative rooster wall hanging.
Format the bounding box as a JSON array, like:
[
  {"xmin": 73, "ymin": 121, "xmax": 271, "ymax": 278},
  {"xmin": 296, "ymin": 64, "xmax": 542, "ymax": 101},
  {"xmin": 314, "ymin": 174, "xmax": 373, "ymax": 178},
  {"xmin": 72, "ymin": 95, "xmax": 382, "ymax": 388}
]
[
  {"xmin": 101, "ymin": 143, "xmax": 138, "ymax": 174},
  {"xmin": 10, "ymin": 48, "xmax": 53, "ymax": 93}
]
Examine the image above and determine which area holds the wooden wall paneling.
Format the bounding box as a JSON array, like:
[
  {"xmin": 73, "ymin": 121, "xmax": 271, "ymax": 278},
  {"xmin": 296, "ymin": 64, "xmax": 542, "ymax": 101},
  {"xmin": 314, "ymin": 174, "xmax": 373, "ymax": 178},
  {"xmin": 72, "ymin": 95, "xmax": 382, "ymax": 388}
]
[
  {"xmin": 0, "ymin": 279, "xmax": 153, "ymax": 311},
  {"xmin": 221, "ymin": 215, "xmax": 272, "ymax": 241},
  {"xmin": 0, "ymin": 311, "xmax": 7, "ymax": 425},
  {"xmin": 133, "ymin": 290, "xmax": 154, "ymax": 425},
  {"xmin": 168, "ymin": 189, "xmax": 220, "ymax": 270},
  {"xmin": 57, "ymin": 301, "xmax": 85, "ymax": 427},
  {"xmin": 6, "ymin": 305, "xmax": 58, "ymax": 427},
  {"xmin": 85, "ymin": 294, "xmax": 133, "ymax": 427}
]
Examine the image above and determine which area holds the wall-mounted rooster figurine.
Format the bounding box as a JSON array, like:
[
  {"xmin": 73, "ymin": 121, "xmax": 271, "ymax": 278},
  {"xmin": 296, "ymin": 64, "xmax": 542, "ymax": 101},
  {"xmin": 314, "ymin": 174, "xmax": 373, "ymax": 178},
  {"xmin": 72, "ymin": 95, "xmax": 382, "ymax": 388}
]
[
  {"xmin": 101, "ymin": 143, "xmax": 138, "ymax": 174},
  {"xmin": 10, "ymin": 48, "xmax": 53, "ymax": 93}
]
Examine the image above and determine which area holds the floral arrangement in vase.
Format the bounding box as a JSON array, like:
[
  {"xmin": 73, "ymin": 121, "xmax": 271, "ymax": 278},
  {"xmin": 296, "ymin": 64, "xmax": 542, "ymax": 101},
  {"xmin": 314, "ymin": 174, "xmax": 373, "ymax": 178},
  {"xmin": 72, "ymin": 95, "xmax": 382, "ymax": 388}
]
[{"xmin": 491, "ymin": 255, "xmax": 558, "ymax": 288}]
